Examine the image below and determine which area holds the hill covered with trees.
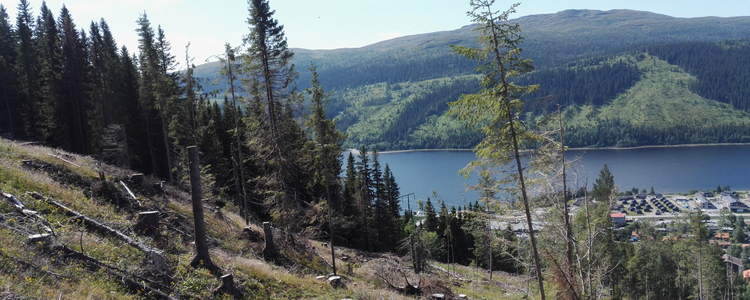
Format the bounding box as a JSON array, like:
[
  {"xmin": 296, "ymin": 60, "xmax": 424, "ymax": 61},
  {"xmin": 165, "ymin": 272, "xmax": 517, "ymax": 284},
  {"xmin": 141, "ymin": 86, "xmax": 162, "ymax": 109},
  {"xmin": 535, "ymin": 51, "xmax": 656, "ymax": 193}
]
[{"xmin": 193, "ymin": 9, "xmax": 750, "ymax": 150}]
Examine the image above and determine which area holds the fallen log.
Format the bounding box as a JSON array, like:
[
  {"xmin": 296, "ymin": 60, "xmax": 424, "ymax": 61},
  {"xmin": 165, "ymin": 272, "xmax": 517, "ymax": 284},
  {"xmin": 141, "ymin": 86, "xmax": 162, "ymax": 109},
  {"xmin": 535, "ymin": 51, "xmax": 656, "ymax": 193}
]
[
  {"xmin": 0, "ymin": 207, "xmax": 176, "ymax": 299},
  {"xmin": 2, "ymin": 191, "xmax": 24, "ymax": 210},
  {"xmin": 28, "ymin": 192, "xmax": 166, "ymax": 270},
  {"xmin": 119, "ymin": 180, "xmax": 142, "ymax": 206},
  {"xmin": 2, "ymin": 191, "xmax": 54, "ymax": 235}
]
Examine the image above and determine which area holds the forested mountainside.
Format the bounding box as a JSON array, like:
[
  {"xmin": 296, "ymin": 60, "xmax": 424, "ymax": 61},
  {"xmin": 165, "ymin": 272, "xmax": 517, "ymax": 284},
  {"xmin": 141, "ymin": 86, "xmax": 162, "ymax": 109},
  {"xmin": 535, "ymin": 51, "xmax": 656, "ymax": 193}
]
[{"xmin": 193, "ymin": 9, "xmax": 750, "ymax": 150}]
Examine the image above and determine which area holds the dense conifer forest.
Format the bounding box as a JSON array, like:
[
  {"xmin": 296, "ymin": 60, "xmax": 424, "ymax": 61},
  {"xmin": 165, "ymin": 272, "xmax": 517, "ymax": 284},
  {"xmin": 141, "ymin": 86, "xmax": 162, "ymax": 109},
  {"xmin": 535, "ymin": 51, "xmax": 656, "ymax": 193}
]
[{"xmin": 0, "ymin": 0, "xmax": 413, "ymax": 255}]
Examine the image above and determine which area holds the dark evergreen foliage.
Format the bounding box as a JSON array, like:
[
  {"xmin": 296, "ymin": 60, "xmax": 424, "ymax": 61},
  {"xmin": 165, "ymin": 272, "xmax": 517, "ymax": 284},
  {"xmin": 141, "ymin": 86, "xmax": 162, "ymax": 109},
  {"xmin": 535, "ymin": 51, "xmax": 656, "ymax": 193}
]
[
  {"xmin": 646, "ymin": 40, "xmax": 750, "ymax": 111},
  {"xmin": 517, "ymin": 59, "xmax": 641, "ymax": 114}
]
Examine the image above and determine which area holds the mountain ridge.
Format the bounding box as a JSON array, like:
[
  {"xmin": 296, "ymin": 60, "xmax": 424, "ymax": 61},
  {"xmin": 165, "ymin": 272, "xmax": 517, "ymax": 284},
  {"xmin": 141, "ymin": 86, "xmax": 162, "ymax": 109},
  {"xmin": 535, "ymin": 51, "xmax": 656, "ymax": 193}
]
[{"xmin": 193, "ymin": 9, "xmax": 750, "ymax": 150}]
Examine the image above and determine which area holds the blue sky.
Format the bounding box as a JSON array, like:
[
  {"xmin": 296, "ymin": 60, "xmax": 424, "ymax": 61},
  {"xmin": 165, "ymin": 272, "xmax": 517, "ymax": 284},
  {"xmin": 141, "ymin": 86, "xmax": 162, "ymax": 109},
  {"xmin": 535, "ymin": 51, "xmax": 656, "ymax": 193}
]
[{"xmin": 1, "ymin": 0, "xmax": 749, "ymax": 68}]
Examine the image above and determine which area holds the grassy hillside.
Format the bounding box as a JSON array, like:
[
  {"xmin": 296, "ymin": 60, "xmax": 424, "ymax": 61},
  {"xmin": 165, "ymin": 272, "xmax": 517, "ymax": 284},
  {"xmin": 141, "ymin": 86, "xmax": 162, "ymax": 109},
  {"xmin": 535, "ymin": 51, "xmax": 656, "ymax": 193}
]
[
  {"xmin": 560, "ymin": 54, "xmax": 750, "ymax": 147},
  {"xmin": 0, "ymin": 139, "xmax": 537, "ymax": 299}
]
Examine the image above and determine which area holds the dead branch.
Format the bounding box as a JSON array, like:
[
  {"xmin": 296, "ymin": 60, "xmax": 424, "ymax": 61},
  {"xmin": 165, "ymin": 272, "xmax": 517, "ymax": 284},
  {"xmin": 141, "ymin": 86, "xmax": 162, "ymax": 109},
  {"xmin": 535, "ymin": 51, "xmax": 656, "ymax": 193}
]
[
  {"xmin": 119, "ymin": 180, "xmax": 142, "ymax": 206},
  {"xmin": 372, "ymin": 259, "xmax": 422, "ymax": 296},
  {"xmin": 4, "ymin": 252, "xmax": 66, "ymax": 279},
  {"xmin": 541, "ymin": 247, "xmax": 581, "ymax": 300},
  {"xmin": 47, "ymin": 153, "xmax": 80, "ymax": 168},
  {"xmin": 53, "ymin": 244, "xmax": 176, "ymax": 300},
  {"xmin": 2, "ymin": 192, "xmax": 54, "ymax": 236},
  {"xmin": 2, "ymin": 191, "xmax": 24, "ymax": 210},
  {"xmin": 28, "ymin": 192, "xmax": 166, "ymax": 269}
]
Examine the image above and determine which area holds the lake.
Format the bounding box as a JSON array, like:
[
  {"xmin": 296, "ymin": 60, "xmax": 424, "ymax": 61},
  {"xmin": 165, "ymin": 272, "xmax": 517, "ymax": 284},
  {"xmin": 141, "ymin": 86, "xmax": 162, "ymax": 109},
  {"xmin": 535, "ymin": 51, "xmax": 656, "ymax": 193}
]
[{"xmin": 366, "ymin": 144, "xmax": 750, "ymax": 211}]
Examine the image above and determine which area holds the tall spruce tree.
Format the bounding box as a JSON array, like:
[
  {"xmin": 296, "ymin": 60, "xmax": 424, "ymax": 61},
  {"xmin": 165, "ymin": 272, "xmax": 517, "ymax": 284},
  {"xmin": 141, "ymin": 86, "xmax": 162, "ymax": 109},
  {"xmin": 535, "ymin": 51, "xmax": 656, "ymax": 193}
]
[
  {"xmin": 305, "ymin": 64, "xmax": 345, "ymax": 219},
  {"xmin": 88, "ymin": 20, "xmax": 122, "ymax": 128},
  {"xmin": 58, "ymin": 6, "xmax": 92, "ymax": 154},
  {"xmin": 243, "ymin": 0, "xmax": 295, "ymax": 139},
  {"xmin": 449, "ymin": 1, "xmax": 546, "ymax": 298},
  {"xmin": 592, "ymin": 164, "xmax": 615, "ymax": 202},
  {"xmin": 0, "ymin": 5, "xmax": 19, "ymax": 139},
  {"xmin": 135, "ymin": 13, "xmax": 179, "ymax": 181},
  {"xmin": 356, "ymin": 146, "xmax": 373, "ymax": 250},
  {"xmin": 117, "ymin": 46, "xmax": 147, "ymax": 171},
  {"xmin": 340, "ymin": 152, "xmax": 360, "ymax": 247},
  {"xmin": 15, "ymin": 0, "xmax": 40, "ymax": 140},
  {"xmin": 136, "ymin": 13, "xmax": 162, "ymax": 177},
  {"xmin": 243, "ymin": 0, "xmax": 308, "ymax": 230},
  {"xmin": 36, "ymin": 3, "xmax": 66, "ymax": 149},
  {"xmin": 383, "ymin": 164, "xmax": 400, "ymax": 219},
  {"xmin": 371, "ymin": 149, "xmax": 387, "ymax": 251},
  {"xmin": 218, "ymin": 43, "xmax": 249, "ymax": 221}
]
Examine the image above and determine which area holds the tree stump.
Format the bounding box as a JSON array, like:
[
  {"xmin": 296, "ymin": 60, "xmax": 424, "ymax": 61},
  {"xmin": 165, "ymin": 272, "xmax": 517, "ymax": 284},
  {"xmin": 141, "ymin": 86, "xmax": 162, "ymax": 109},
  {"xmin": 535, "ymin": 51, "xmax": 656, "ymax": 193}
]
[
  {"xmin": 213, "ymin": 274, "xmax": 241, "ymax": 298},
  {"xmin": 262, "ymin": 222, "xmax": 275, "ymax": 259},
  {"xmin": 152, "ymin": 182, "xmax": 163, "ymax": 195},
  {"xmin": 27, "ymin": 233, "xmax": 53, "ymax": 248},
  {"xmin": 327, "ymin": 275, "xmax": 343, "ymax": 288},
  {"xmin": 130, "ymin": 173, "xmax": 144, "ymax": 185},
  {"xmin": 134, "ymin": 211, "xmax": 159, "ymax": 236}
]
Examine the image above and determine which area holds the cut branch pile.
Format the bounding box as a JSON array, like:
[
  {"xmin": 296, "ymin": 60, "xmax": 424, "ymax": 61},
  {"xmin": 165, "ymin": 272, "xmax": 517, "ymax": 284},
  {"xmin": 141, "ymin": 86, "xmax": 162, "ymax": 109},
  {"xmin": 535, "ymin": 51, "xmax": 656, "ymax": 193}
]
[
  {"xmin": 52, "ymin": 244, "xmax": 177, "ymax": 300},
  {"xmin": 28, "ymin": 191, "xmax": 166, "ymax": 270}
]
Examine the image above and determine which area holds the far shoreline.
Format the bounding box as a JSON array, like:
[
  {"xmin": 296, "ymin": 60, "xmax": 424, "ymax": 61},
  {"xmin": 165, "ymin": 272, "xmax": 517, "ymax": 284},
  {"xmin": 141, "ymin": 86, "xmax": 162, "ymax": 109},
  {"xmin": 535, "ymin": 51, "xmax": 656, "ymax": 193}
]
[{"xmin": 372, "ymin": 142, "xmax": 750, "ymax": 154}]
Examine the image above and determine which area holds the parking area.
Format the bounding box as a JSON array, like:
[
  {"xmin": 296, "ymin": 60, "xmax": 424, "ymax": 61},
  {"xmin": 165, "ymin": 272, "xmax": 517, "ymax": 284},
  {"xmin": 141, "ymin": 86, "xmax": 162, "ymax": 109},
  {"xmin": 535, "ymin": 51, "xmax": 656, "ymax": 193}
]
[{"xmin": 612, "ymin": 191, "xmax": 750, "ymax": 220}]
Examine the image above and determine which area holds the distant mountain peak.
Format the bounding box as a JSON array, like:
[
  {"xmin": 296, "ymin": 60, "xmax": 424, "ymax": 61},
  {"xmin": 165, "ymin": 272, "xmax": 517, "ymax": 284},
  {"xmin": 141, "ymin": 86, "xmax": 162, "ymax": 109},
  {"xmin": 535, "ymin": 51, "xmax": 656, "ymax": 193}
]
[{"xmin": 515, "ymin": 9, "xmax": 678, "ymax": 30}]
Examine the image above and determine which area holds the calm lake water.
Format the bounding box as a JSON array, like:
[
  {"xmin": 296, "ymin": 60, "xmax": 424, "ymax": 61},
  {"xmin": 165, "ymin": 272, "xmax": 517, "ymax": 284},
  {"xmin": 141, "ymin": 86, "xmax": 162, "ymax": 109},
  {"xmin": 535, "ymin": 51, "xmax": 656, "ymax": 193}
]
[{"xmin": 364, "ymin": 144, "xmax": 750, "ymax": 211}]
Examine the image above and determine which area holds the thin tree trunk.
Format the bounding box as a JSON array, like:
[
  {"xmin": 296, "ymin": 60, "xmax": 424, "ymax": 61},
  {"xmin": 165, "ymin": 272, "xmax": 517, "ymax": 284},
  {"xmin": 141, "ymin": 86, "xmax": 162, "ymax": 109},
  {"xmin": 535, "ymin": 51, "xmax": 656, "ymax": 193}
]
[
  {"xmin": 226, "ymin": 49, "xmax": 248, "ymax": 224},
  {"xmin": 698, "ymin": 245, "xmax": 704, "ymax": 300},
  {"xmin": 144, "ymin": 111, "xmax": 158, "ymax": 176},
  {"xmin": 559, "ymin": 105, "xmax": 576, "ymax": 298},
  {"xmin": 1, "ymin": 76, "xmax": 15, "ymax": 139},
  {"xmin": 585, "ymin": 179, "xmax": 593, "ymax": 297},
  {"xmin": 485, "ymin": 4, "xmax": 545, "ymax": 298},
  {"xmin": 160, "ymin": 114, "xmax": 173, "ymax": 183},
  {"xmin": 323, "ymin": 147, "xmax": 336, "ymax": 275},
  {"xmin": 487, "ymin": 196, "xmax": 493, "ymax": 280}
]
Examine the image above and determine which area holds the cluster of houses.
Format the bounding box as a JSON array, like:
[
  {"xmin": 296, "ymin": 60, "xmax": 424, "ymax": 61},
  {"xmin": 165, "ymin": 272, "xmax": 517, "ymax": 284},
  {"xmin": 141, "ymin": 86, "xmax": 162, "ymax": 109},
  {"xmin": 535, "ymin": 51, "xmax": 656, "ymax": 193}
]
[
  {"xmin": 696, "ymin": 191, "xmax": 749, "ymax": 212},
  {"xmin": 607, "ymin": 191, "xmax": 750, "ymax": 280}
]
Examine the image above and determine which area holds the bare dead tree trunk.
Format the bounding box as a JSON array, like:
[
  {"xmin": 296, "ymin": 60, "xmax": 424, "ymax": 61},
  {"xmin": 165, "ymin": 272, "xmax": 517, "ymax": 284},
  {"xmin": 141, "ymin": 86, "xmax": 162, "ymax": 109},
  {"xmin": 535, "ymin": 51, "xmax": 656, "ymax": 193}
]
[
  {"xmin": 584, "ymin": 178, "xmax": 593, "ymax": 297},
  {"xmin": 1, "ymin": 76, "xmax": 15, "ymax": 139},
  {"xmin": 322, "ymin": 146, "xmax": 336, "ymax": 275},
  {"xmin": 559, "ymin": 105, "xmax": 577, "ymax": 299},
  {"xmin": 486, "ymin": 197, "xmax": 493, "ymax": 280},
  {"xmin": 187, "ymin": 146, "xmax": 219, "ymax": 274},
  {"xmin": 160, "ymin": 114, "xmax": 173, "ymax": 183},
  {"xmin": 225, "ymin": 45, "xmax": 248, "ymax": 224}
]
